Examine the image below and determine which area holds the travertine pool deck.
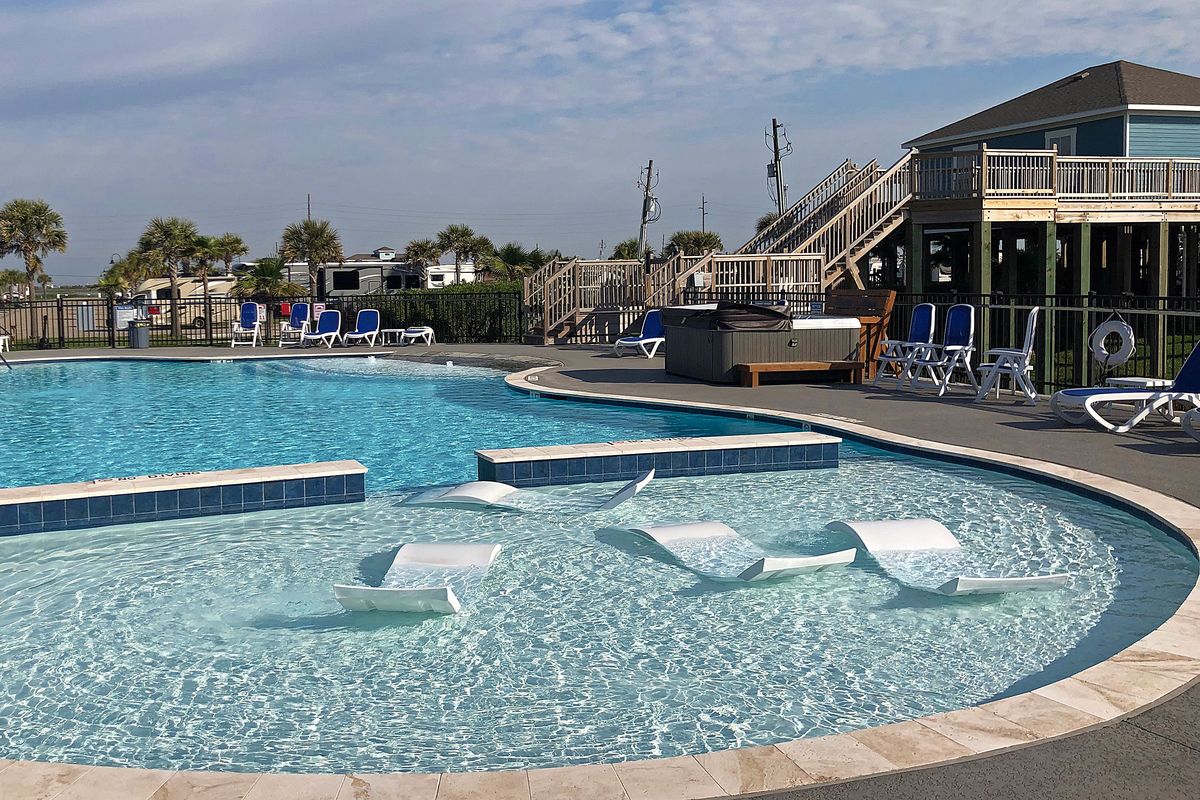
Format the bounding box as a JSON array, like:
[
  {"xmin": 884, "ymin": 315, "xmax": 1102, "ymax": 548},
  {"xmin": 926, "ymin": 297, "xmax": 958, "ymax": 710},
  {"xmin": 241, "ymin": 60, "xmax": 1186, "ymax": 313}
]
[{"xmin": 0, "ymin": 344, "xmax": 1197, "ymax": 800}]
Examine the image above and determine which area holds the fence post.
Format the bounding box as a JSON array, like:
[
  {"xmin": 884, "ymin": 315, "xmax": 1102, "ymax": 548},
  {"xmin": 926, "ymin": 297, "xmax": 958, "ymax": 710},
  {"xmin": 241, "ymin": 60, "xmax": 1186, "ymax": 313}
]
[
  {"xmin": 1076, "ymin": 223, "xmax": 1092, "ymax": 387},
  {"xmin": 1154, "ymin": 222, "xmax": 1170, "ymax": 379},
  {"xmin": 1039, "ymin": 220, "xmax": 1058, "ymax": 390},
  {"xmin": 205, "ymin": 295, "xmax": 214, "ymax": 346},
  {"xmin": 56, "ymin": 296, "xmax": 66, "ymax": 348},
  {"xmin": 107, "ymin": 295, "xmax": 117, "ymax": 348}
]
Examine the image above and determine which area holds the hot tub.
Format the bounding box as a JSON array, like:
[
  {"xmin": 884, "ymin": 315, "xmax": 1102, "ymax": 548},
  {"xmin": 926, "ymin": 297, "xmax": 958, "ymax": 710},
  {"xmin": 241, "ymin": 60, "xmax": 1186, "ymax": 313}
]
[{"xmin": 664, "ymin": 304, "xmax": 861, "ymax": 383}]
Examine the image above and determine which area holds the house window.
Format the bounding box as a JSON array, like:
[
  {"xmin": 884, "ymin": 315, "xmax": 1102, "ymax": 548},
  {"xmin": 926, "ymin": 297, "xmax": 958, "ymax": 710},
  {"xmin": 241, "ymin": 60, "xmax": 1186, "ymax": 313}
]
[
  {"xmin": 1045, "ymin": 128, "xmax": 1076, "ymax": 155},
  {"xmin": 332, "ymin": 270, "xmax": 360, "ymax": 290}
]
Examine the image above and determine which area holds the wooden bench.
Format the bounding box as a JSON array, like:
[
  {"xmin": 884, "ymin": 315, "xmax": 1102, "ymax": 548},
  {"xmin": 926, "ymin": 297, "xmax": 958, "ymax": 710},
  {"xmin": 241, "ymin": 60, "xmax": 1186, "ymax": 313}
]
[{"xmin": 737, "ymin": 360, "xmax": 864, "ymax": 388}]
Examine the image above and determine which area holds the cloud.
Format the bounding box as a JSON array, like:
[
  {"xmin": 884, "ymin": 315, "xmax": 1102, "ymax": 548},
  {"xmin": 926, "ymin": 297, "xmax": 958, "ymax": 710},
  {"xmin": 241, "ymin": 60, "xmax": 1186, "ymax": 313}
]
[{"xmin": 2, "ymin": 0, "xmax": 1200, "ymax": 279}]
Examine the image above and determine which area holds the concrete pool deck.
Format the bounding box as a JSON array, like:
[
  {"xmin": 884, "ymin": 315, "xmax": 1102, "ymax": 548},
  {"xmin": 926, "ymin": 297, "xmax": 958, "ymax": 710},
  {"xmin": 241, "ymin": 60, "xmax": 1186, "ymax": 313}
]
[{"xmin": 0, "ymin": 344, "xmax": 1197, "ymax": 800}]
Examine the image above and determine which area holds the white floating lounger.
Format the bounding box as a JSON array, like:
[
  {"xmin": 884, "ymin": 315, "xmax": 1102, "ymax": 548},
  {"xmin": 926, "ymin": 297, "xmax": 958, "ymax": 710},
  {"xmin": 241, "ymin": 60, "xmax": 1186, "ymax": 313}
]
[
  {"xmin": 408, "ymin": 470, "xmax": 654, "ymax": 513},
  {"xmin": 623, "ymin": 521, "xmax": 856, "ymax": 582},
  {"xmin": 333, "ymin": 543, "xmax": 501, "ymax": 614},
  {"xmin": 826, "ymin": 519, "xmax": 1068, "ymax": 596}
]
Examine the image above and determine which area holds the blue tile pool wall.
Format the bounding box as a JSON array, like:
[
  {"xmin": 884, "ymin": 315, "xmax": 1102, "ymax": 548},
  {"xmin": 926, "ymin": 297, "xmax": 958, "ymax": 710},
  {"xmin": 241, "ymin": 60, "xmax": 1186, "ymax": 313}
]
[
  {"xmin": 479, "ymin": 443, "xmax": 838, "ymax": 487},
  {"xmin": 0, "ymin": 472, "xmax": 366, "ymax": 537}
]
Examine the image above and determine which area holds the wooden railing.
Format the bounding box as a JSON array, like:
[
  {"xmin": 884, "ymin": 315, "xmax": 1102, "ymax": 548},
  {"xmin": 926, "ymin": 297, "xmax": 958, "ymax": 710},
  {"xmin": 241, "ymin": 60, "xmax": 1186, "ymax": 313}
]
[
  {"xmin": 795, "ymin": 151, "xmax": 913, "ymax": 285},
  {"xmin": 912, "ymin": 147, "xmax": 1200, "ymax": 201},
  {"xmin": 738, "ymin": 159, "xmax": 857, "ymax": 253},
  {"xmin": 768, "ymin": 160, "xmax": 881, "ymax": 254}
]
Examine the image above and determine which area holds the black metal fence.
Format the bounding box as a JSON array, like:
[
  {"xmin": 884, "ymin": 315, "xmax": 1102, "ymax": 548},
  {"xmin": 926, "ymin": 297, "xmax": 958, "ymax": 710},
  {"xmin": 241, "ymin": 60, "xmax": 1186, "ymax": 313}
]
[
  {"xmin": 682, "ymin": 288, "xmax": 1200, "ymax": 390},
  {"xmin": 0, "ymin": 291, "xmax": 526, "ymax": 350}
]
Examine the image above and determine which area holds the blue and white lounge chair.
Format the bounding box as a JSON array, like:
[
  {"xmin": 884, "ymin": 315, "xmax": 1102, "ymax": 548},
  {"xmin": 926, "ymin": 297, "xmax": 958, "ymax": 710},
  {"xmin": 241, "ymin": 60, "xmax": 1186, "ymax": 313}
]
[
  {"xmin": 341, "ymin": 309, "xmax": 381, "ymax": 347},
  {"xmin": 1050, "ymin": 342, "xmax": 1200, "ymax": 433},
  {"xmin": 230, "ymin": 302, "xmax": 261, "ymax": 347},
  {"xmin": 278, "ymin": 302, "xmax": 310, "ymax": 348},
  {"xmin": 1183, "ymin": 408, "xmax": 1200, "ymax": 443},
  {"xmin": 874, "ymin": 302, "xmax": 935, "ymax": 384},
  {"xmin": 904, "ymin": 303, "xmax": 978, "ymax": 396},
  {"xmin": 614, "ymin": 309, "xmax": 665, "ymax": 358},
  {"xmin": 302, "ymin": 309, "xmax": 342, "ymax": 348}
]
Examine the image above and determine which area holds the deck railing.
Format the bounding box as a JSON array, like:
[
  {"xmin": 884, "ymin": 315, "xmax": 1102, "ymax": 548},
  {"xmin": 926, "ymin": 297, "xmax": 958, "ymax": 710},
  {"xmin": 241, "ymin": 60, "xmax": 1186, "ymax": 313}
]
[{"xmin": 912, "ymin": 147, "xmax": 1200, "ymax": 202}]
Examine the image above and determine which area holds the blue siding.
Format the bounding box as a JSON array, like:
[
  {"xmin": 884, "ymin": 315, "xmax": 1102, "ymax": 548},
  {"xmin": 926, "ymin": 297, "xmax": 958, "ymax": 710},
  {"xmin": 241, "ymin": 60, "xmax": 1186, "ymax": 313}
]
[
  {"xmin": 1128, "ymin": 115, "xmax": 1200, "ymax": 157},
  {"xmin": 927, "ymin": 115, "xmax": 1126, "ymax": 155}
]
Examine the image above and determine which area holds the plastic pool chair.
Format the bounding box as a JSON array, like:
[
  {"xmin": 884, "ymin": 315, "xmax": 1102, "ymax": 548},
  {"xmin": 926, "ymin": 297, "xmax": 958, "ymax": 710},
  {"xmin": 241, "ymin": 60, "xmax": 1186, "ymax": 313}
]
[
  {"xmin": 975, "ymin": 306, "xmax": 1041, "ymax": 405},
  {"xmin": 302, "ymin": 309, "xmax": 342, "ymax": 348},
  {"xmin": 874, "ymin": 302, "xmax": 936, "ymax": 385},
  {"xmin": 1184, "ymin": 409, "xmax": 1200, "ymax": 443},
  {"xmin": 1050, "ymin": 341, "xmax": 1200, "ymax": 433},
  {"xmin": 333, "ymin": 543, "xmax": 503, "ymax": 614},
  {"xmin": 278, "ymin": 302, "xmax": 310, "ymax": 348},
  {"xmin": 230, "ymin": 302, "xmax": 261, "ymax": 347},
  {"xmin": 341, "ymin": 309, "xmax": 381, "ymax": 347},
  {"xmin": 614, "ymin": 309, "xmax": 666, "ymax": 358},
  {"xmin": 903, "ymin": 303, "xmax": 978, "ymax": 397}
]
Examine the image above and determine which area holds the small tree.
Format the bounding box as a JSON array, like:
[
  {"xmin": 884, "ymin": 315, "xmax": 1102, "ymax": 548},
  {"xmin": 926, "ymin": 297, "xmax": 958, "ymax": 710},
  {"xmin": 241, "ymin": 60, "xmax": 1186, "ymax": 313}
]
[
  {"xmin": 459, "ymin": 234, "xmax": 494, "ymax": 282},
  {"xmin": 665, "ymin": 230, "xmax": 723, "ymax": 257},
  {"xmin": 610, "ymin": 238, "xmax": 641, "ymax": 260},
  {"xmin": 213, "ymin": 233, "xmax": 249, "ymax": 274},
  {"xmin": 137, "ymin": 216, "xmax": 199, "ymax": 336},
  {"xmin": 233, "ymin": 257, "xmax": 304, "ymax": 298},
  {"xmin": 0, "ymin": 268, "xmax": 25, "ymax": 300},
  {"xmin": 403, "ymin": 239, "xmax": 442, "ymax": 287},
  {"xmin": 36, "ymin": 272, "xmax": 53, "ymax": 297},
  {"xmin": 190, "ymin": 234, "xmax": 220, "ymax": 298},
  {"xmin": 755, "ymin": 212, "xmax": 780, "ymax": 234},
  {"xmin": 0, "ymin": 199, "xmax": 69, "ymax": 301},
  {"xmin": 436, "ymin": 224, "xmax": 475, "ymax": 284},
  {"xmin": 281, "ymin": 219, "xmax": 343, "ymax": 299}
]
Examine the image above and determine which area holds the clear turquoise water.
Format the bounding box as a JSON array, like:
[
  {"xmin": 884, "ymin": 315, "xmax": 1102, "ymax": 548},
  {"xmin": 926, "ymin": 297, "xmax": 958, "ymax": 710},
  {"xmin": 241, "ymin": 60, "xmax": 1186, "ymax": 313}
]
[{"xmin": 0, "ymin": 357, "xmax": 1194, "ymax": 773}]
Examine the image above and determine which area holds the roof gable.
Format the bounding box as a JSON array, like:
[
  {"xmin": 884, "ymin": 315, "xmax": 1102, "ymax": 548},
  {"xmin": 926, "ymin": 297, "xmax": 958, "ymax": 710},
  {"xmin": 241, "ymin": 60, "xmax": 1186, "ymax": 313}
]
[{"xmin": 906, "ymin": 61, "xmax": 1200, "ymax": 147}]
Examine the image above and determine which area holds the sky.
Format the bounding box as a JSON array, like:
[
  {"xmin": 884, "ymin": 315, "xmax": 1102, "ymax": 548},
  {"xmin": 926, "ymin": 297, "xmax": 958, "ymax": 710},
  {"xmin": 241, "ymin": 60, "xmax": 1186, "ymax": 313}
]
[{"xmin": 4, "ymin": 0, "xmax": 1200, "ymax": 283}]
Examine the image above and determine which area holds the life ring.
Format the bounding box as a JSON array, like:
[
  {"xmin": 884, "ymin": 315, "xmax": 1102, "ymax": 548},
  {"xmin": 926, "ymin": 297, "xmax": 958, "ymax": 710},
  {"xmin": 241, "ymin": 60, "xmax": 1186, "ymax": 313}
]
[{"xmin": 1090, "ymin": 320, "xmax": 1135, "ymax": 366}]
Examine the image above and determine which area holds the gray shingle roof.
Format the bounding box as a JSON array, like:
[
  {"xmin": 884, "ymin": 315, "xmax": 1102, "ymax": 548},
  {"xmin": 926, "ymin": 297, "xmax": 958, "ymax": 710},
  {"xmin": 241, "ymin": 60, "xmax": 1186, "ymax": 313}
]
[{"xmin": 905, "ymin": 61, "xmax": 1200, "ymax": 147}]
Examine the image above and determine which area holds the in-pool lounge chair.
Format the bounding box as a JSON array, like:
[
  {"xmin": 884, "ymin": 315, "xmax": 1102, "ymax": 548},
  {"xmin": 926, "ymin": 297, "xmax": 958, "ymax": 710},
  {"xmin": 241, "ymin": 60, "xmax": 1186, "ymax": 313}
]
[
  {"xmin": 333, "ymin": 543, "xmax": 502, "ymax": 614},
  {"xmin": 302, "ymin": 309, "xmax": 342, "ymax": 348},
  {"xmin": 874, "ymin": 302, "xmax": 935, "ymax": 384},
  {"xmin": 278, "ymin": 302, "xmax": 310, "ymax": 348},
  {"xmin": 620, "ymin": 521, "xmax": 856, "ymax": 582},
  {"xmin": 230, "ymin": 302, "xmax": 262, "ymax": 347},
  {"xmin": 904, "ymin": 303, "xmax": 978, "ymax": 396},
  {"xmin": 1049, "ymin": 342, "xmax": 1200, "ymax": 433},
  {"xmin": 341, "ymin": 309, "xmax": 381, "ymax": 347},
  {"xmin": 1184, "ymin": 409, "xmax": 1200, "ymax": 443},
  {"xmin": 410, "ymin": 470, "xmax": 654, "ymax": 512},
  {"xmin": 827, "ymin": 519, "xmax": 1069, "ymax": 596},
  {"xmin": 614, "ymin": 309, "xmax": 665, "ymax": 358}
]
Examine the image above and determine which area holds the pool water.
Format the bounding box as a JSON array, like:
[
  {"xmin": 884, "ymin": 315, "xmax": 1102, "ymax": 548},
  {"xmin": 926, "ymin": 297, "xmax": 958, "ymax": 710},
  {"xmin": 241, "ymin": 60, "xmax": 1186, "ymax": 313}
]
[
  {"xmin": 0, "ymin": 358, "xmax": 790, "ymax": 489},
  {"xmin": 0, "ymin": 358, "xmax": 1194, "ymax": 773}
]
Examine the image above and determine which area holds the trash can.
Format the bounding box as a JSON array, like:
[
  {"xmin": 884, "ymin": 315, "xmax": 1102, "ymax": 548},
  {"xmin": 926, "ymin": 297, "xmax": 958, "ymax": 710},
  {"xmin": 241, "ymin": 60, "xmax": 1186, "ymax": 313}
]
[{"xmin": 127, "ymin": 319, "xmax": 151, "ymax": 349}]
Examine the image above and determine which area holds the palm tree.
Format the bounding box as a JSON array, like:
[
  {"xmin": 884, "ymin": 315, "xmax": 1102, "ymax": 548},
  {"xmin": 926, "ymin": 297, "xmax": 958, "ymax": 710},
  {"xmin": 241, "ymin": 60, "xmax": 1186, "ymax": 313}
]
[
  {"xmin": 755, "ymin": 212, "xmax": 780, "ymax": 234},
  {"xmin": 233, "ymin": 257, "xmax": 304, "ymax": 298},
  {"xmin": 36, "ymin": 272, "xmax": 53, "ymax": 297},
  {"xmin": 0, "ymin": 199, "xmax": 69, "ymax": 301},
  {"xmin": 611, "ymin": 238, "xmax": 641, "ymax": 260},
  {"xmin": 137, "ymin": 216, "xmax": 199, "ymax": 337},
  {"xmin": 436, "ymin": 224, "xmax": 475, "ymax": 284},
  {"xmin": 491, "ymin": 242, "xmax": 533, "ymax": 281},
  {"xmin": 213, "ymin": 233, "xmax": 249, "ymax": 274},
  {"xmin": 666, "ymin": 230, "xmax": 723, "ymax": 257},
  {"xmin": 190, "ymin": 234, "xmax": 220, "ymax": 298},
  {"xmin": 281, "ymin": 219, "xmax": 342, "ymax": 299},
  {"xmin": 98, "ymin": 251, "xmax": 153, "ymax": 298},
  {"xmin": 459, "ymin": 234, "xmax": 494, "ymax": 282},
  {"xmin": 403, "ymin": 239, "xmax": 442, "ymax": 287}
]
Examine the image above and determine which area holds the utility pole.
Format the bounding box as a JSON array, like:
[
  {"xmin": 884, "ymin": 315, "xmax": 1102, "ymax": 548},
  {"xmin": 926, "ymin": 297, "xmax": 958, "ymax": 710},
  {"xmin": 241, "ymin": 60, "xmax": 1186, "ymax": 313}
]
[
  {"xmin": 598, "ymin": 239, "xmax": 605, "ymax": 259},
  {"xmin": 698, "ymin": 194, "xmax": 708, "ymax": 232},
  {"xmin": 307, "ymin": 193, "xmax": 311, "ymax": 221},
  {"xmin": 767, "ymin": 118, "xmax": 792, "ymax": 215},
  {"xmin": 636, "ymin": 159, "xmax": 660, "ymax": 257}
]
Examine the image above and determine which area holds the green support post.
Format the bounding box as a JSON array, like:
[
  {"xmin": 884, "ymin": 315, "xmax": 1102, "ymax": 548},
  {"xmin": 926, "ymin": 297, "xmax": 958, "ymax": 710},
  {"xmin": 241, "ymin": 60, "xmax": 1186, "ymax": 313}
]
[
  {"xmin": 908, "ymin": 222, "xmax": 925, "ymax": 294},
  {"xmin": 1039, "ymin": 220, "xmax": 1057, "ymax": 389},
  {"xmin": 1154, "ymin": 222, "xmax": 1170, "ymax": 379},
  {"xmin": 971, "ymin": 220, "xmax": 992, "ymax": 355},
  {"xmin": 1076, "ymin": 223, "xmax": 1091, "ymax": 386}
]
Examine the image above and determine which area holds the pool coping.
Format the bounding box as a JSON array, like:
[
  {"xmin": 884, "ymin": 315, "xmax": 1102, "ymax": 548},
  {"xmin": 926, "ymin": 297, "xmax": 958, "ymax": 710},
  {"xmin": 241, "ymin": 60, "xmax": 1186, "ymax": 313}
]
[{"xmin": 1, "ymin": 360, "xmax": 1197, "ymax": 800}]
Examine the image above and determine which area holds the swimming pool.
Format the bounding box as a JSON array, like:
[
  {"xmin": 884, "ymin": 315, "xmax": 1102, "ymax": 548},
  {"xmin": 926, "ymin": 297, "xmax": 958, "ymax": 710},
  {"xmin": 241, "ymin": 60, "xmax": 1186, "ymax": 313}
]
[
  {"xmin": 0, "ymin": 357, "xmax": 1194, "ymax": 774},
  {"xmin": 0, "ymin": 358, "xmax": 790, "ymax": 489}
]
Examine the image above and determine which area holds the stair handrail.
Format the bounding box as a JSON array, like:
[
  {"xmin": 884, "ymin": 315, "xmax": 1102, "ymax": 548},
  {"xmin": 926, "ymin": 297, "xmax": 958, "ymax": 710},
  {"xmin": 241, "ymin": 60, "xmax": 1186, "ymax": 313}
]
[
  {"xmin": 737, "ymin": 159, "xmax": 856, "ymax": 254},
  {"xmin": 770, "ymin": 158, "xmax": 880, "ymax": 254},
  {"xmin": 669, "ymin": 250, "xmax": 718, "ymax": 298},
  {"xmin": 791, "ymin": 151, "xmax": 914, "ymax": 288},
  {"xmin": 543, "ymin": 257, "xmax": 581, "ymax": 336}
]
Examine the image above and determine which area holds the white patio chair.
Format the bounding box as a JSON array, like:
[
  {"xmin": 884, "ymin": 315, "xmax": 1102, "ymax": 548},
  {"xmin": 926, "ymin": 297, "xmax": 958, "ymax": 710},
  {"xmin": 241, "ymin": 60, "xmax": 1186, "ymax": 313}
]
[
  {"xmin": 875, "ymin": 302, "xmax": 935, "ymax": 385},
  {"xmin": 1183, "ymin": 409, "xmax": 1200, "ymax": 443},
  {"xmin": 975, "ymin": 306, "xmax": 1041, "ymax": 404},
  {"xmin": 230, "ymin": 302, "xmax": 262, "ymax": 347}
]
